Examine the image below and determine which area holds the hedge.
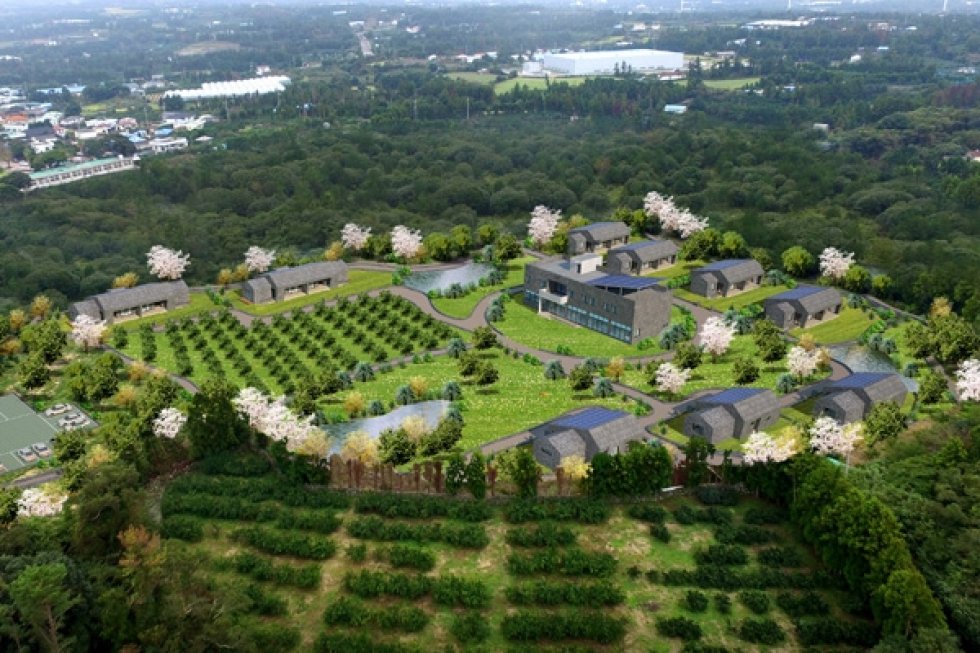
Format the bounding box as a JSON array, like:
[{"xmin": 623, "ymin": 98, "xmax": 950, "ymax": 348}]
[
  {"xmin": 694, "ymin": 485, "xmax": 740, "ymax": 506},
  {"xmin": 757, "ymin": 546, "xmax": 804, "ymax": 568},
  {"xmin": 505, "ymin": 579, "xmax": 624, "ymax": 606},
  {"xmin": 385, "ymin": 544, "xmax": 436, "ymax": 572},
  {"xmin": 501, "ymin": 610, "xmax": 626, "ymax": 644},
  {"xmin": 674, "ymin": 505, "xmax": 732, "ymax": 525},
  {"xmin": 714, "ymin": 524, "xmax": 776, "ymax": 545},
  {"xmin": 343, "ymin": 570, "xmax": 432, "ymax": 600},
  {"xmin": 231, "ymin": 526, "xmax": 337, "ymax": 560},
  {"xmin": 162, "ymin": 492, "xmax": 279, "ymax": 522},
  {"xmin": 505, "ymin": 523, "xmax": 576, "ymax": 547},
  {"xmin": 506, "ymin": 548, "xmax": 617, "ymax": 578},
  {"xmin": 313, "ymin": 632, "xmax": 415, "ymax": 653},
  {"xmin": 353, "ymin": 492, "xmax": 491, "ymax": 522},
  {"xmin": 660, "ymin": 565, "xmax": 837, "ymax": 591},
  {"xmin": 627, "ymin": 503, "xmax": 668, "ymax": 524},
  {"xmin": 656, "ymin": 616, "xmax": 703, "ymax": 641},
  {"xmin": 197, "ymin": 451, "xmax": 272, "ymax": 477},
  {"xmin": 738, "ymin": 617, "xmax": 786, "ymax": 645},
  {"xmin": 775, "ymin": 591, "xmax": 829, "ymax": 618},
  {"xmin": 503, "ymin": 499, "xmax": 610, "ymax": 524},
  {"xmin": 161, "ymin": 515, "xmax": 204, "ymax": 542},
  {"xmin": 742, "ymin": 505, "xmax": 786, "ymax": 525},
  {"xmin": 228, "ymin": 552, "xmax": 321, "ymax": 589},
  {"xmin": 693, "ymin": 544, "xmax": 748, "ymax": 566},
  {"xmin": 323, "ymin": 596, "xmax": 428, "ymax": 633},
  {"xmin": 243, "ymin": 582, "xmax": 288, "ymax": 616},
  {"xmin": 236, "ymin": 620, "xmax": 301, "ymax": 653},
  {"xmin": 431, "ymin": 575, "xmax": 492, "ymax": 608},
  {"xmin": 739, "ymin": 590, "xmax": 771, "ymax": 614},
  {"xmin": 346, "ymin": 516, "xmax": 488, "ymax": 549},
  {"xmin": 795, "ymin": 617, "xmax": 879, "ymax": 647},
  {"xmin": 450, "ymin": 611, "xmax": 490, "ymax": 644},
  {"xmin": 684, "ymin": 590, "xmax": 709, "ymax": 612},
  {"xmin": 275, "ymin": 510, "xmax": 342, "ymax": 534},
  {"xmin": 166, "ymin": 474, "xmax": 350, "ymax": 509}
]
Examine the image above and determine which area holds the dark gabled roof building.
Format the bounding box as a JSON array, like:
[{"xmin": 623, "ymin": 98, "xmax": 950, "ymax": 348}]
[
  {"xmin": 242, "ymin": 261, "xmax": 348, "ymax": 304},
  {"xmin": 567, "ymin": 221, "xmax": 631, "ymax": 255},
  {"xmin": 604, "ymin": 239, "xmax": 679, "ymax": 275},
  {"xmin": 683, "ymin": 388, "xmax": 781, "ymax": 443},
  {"xmin": 763, "ymin": 285, "xmax": 842, "ymax": 329},
  {"xmin": 689, "ymin": 259, "xmax": 765, "ymax": 298},
  {"xmin": 69, "ymin": 280, "xmax": 190, "ymax": 324},
  {"xmin": 531, "ymin": 407, "xmax": 642, "ymax": 468},
  {"xmin": 813, "ymin": 372, "xmax": 908, "ymax": 423}
]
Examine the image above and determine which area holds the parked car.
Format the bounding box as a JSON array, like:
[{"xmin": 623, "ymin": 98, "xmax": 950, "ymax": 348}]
[
  {"xmin": 44, "ymin": 403, "xmax": 71, "ymax": 417},
  {"xmin": 67, "ymin": 416, "xmax": 88, "ymax": 428},
  {"xmin": 16, "ymin": 447, "xmax": 37, "ymax": 462},
  {"xmin": 32, "ymin": 442, "xmax": 51, "ymax": 457}
]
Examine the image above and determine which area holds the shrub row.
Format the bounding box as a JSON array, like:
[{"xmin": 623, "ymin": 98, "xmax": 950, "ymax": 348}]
[
  {"xmin": 500, "ymin": 610, "xmax": 627, "ymax": 644},
  {"xmin": 167, "ymin": 474, "xmax": 350, "ymax": 509},
  {"xmin": 231, "ymin": 526, "xmax": 337, "ymax": 560},
  {"xmin": 714, "ymin": 524, "xmax": 776, "ymax": 545},
  {"xmin": 449, "ymin": 611, "xmax": 490, "ymax": 644},
  {"xmin": 795, "ymin": 617, "xmax": 879, "ymax": 646},
  {"xmin": 674, "ymin": 505, "xmax": 732, "ymax": 526},
  {"xmin": 243, "ymin": 582, "xmax": 288, "ymax": 617},
  {"xmin": 742, "ymin": 505, "xmax": 787, "ymax": 525},
  {"xmin": 237, "ymin": 620, "xmax": 301, "ymax": 653},
  {"xmin": 341, "ymin": 570, "xmax": 489, "ymax": 608},
  {"xmin": 775, "ymin": 591, "xmax": 829, "ymax": 618},
  {"xmin": 693, "ymin": 544, "xmax": 748, "ymax": 566},
  {"xmin": 738, "ymin": 617, "xmax": 786, "ymax": 645},
  {"xmin": 739, "ymin": 590, "xmax": 771, "ymax": 614},
  {"xmin": 694, "ymin": 485, "xmax": 740, "ymax": 507},
  {"xmin": 684, "ymin": 590, "xmax": 709, "ymax": 612},
  {"xmin": 657, "ymin": 616, "xmax": 702, "ymax": 641},
  {"xmin": 505, "ymin": 523, "xmax": 576, "ymax": 548},
  {"xmin": 275, "ymin": 509, "xmax": 342, "ymax": 534},
  {"xmin": 651, "ymin": 523, "xmax": 671, "ymax": 543},
  {"xmin": 385, "ymin": 544, "xmax": 435, "ymax": 572},
  {"xmin": 505, "ymin": 579, "xmax": 624, "ymax": 606},
  {"xmin": 313, "ymin": 632, "xmax": 413, "ymax": 653},
  {"xmin": 430, "ymin": 574, "xmax": 492, "ymax": 608},
  {"xmin": 659, "ymin": 565, "xmax": 837, "ymax": 590},
  {"xmin": 346, "ymin": 515, "xmax": 488, "ymax": 549},
  {"xmin": 162, "ymin": 492, "xmax": 280, "ymax": 522},
  {"xmin": 503, "ymin": 499, "xmax": 610, "ymax": 524},
  {"xmin": 506, "ymin": 548, "xmax": 617, "ymax": 578},
  {"xmin": 757, "ymin": 546, "xmax": 804, "ymax": 568},
  {"xmin": 227, "ymin": 552, "xmax": 321, "ymax": 589},
  {"xmin": 353, "ymin": 492, "xmax": 491, "ymax": 522},
  {"xmin": 160, "ymin": 515, "xmax": 203, "ymax": 542},
  {"xmin": 323, "ymin": 596, "xmax": 428, "ymax": 633},
  {"xmin": 627, "ymin": 503, "xmax": 668, "ymax": 524}
]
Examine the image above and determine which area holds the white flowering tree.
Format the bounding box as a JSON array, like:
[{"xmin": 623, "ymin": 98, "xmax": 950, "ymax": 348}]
[
  {"xmin": 527, "ymin": 205, "xmax": 561, "ymax": 247},
  {"xmin": 70, "ymin": 314, "xmax": 107, "ymax": 350},
  {"xmin": 698, "ymin": 316, "xmax": 736, "ymax": 358},
  {"xmin": 809, "ymin": 417, "xmax": 863, "ymax": 469},
  {"xmin": 17, "ymin": 486, "xmax": 68, "ymax": 518},
  {"xmin": 233, "ymin": 388, "xmax": 323, "ymax": 454},
  {"xmin": 391, "ymin": 225, "xmax": 423, "ymax": 260},
  {"xmin": 787, "ymin": 345, "xmax": 821, "ymax": 380},
  {"xmin": 955, "ymin": 358, "xmax": 980, "ymax": 401},
  {"xmin": 244, "ymin": 245, "xmax": 276, "ymax": 273},
  {"xmin": 643, "ymin": 191, "xmax": 709, "ymax": 238},
  {"xmin": 656, "ymin": 362, "xmax": 692, "ymax": 396},
  {"xmin": 819, "ymin": 247, "xmax": 855, "ymax": 280},
  {"xmin": 146, "ymin": 245, "xmax": 191, "ymax": 280},
  {"xmin": 341, "ymin": 223, "xmax": 372, "ymax": 252},
  {"xmin": 742, "ymin": 431, "xmax": 797, "ymax": 465},
  {"xmin": 152, "ymin": 407, "xmax": 187, "ymax": 439}
]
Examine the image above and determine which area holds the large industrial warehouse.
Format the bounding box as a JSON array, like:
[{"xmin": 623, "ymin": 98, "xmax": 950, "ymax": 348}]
[{"xmin": 541, "ymin": 49, "xmax": 684, "ymax": 75}]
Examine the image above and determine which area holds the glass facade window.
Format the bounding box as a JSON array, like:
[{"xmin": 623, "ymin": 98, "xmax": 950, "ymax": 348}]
[{"xmin": 525, "ymin": 291, "xmax": 632, "ymax": 343}]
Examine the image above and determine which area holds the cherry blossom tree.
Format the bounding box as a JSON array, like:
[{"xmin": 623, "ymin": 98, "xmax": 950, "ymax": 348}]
[
  {"xmin": 17, "ymin": 486, "xmax": 68, "ymax": 518},
  {"xmin": 152, "ymin": 407, "xmax": 187, "ymax": 439},
  {"xmin": 146, "ymin": 245, "xmax": 191, "ymax": 280},
  {"xmin": 70, "ymin": 314, "xmax": 107, "ymax": 350},
  {"xmin": 698, "ymin": 316, "xmax": 736, "ymax": 358},
  {"xmin": 819, "ymin": 247, "xmax": 854, "ymax": 280},
  {"xmin": 643, "ymin": 191, "xmax": 709, "ymax": 238},
  {"xmin": 391, "ymin": 225, "xmax": 423, "ymax": 260},
  {"xmin": 233, "ymin": 387, "xmax": 323, "ymax": 454},
  {"xmin": 787, "ymin": 345, "xmax": 821, "ymax": 379},
  {"xmin": 655, "ymin": 362, "xmax": 692, "ymax": 396},
  {"xmin": 742, "ymin": 431, "xmax": 797, "ymax": 465},
  {"xmin": 341, "ymin": 223, "xmax": 372, "ymax": 252},
  {"xmin": 809, "ymin": 417, "xmax": 863, "ymax": 468},
  {"xmin": 527, "ymin": 205, "xmax": 561, "ymax": 247},
  {"xmin": 244, "ymin": 245, "xmax": 276, "ymax": 273},
  {"xmin": 955, "ymin": 358, "xmax": 980, "ymax": 401}
]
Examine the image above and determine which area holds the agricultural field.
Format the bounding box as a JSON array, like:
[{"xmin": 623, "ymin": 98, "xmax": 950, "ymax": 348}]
[
  {"xmin": 494, "ymin": 76, "xmax": 590, "ymax": 94},
  {"xmin": 160, "ymin": 462, "xmax": 871, "ymax": 652},
  {"xmin": 430, "ymin": 256, "xmax": 533, "ymax": 319},
  {"xmin": 118, "ymin": 293, "xmax": 459, "ymax": 394},
  {"xmin": 445, "ymin": 72, "xmax": 500, "ymax": 85},
  {"xmin": 324, "ymin": 349, "xmax": 636, "ymax": 450},
  {"xmin": 703, "ymin": 77, "xmax": 762, "ymax": 91},
  {"xmin": 229, "ymin": 270, "xmax": 392, "ymax": 316},
  {"xmin": 791, "ymin": 307, "xmax": 879, "ymax": 344}
]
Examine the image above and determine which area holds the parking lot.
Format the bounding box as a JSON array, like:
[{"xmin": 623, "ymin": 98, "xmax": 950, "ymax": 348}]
[{"xmin": 0, "ymin": 395, "xmax": 94, "ymax": 473}]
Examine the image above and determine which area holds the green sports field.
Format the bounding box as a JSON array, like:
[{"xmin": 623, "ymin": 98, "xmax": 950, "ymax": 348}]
[{"xmin": 0, "ymin": 395, "xmax": 63, "ymax": 471}]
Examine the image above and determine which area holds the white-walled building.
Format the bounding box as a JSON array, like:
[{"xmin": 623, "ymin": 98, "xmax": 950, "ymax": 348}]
[
  {"xmin": 164, "ymin": 76, "xmax": 290, "ymax": 101},
  {"xmin": 542, "ymin": 49, "xmax": 683, "ymax": 76}
]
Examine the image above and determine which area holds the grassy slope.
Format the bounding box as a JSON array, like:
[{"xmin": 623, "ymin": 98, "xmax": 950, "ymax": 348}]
[
  {"xmin": 791, "ymin": 306, "xmax": 878, "ymax": 344},
  {"xmin": 430, "ymin": 256, "xmax": 534, "ymax": 319},
  {"xmin": 673, "ymin": 284, "xmax": 790, "ymax": 312},
  {"xmin": 324, "ymin": 350, "xmax": 634, "ymax": 449}
]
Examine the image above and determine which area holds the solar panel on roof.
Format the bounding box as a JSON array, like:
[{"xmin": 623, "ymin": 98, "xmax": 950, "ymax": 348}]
[
  {"xmin": 830, "ymin": 372, "xmax": 892, "ymax": 389},
  {"xmin": 698, "ymin": 259, "xmax": 752, "ymax": 271},
  {"xmin": 586, "ymin": 275, "xmax": 659, "ymax": 290},
  {"xmin": 552, "ymin": 407, "xmax": 629, "ymax": 430},
  {"xmin": 771, "ymin": 286, "xmax": 828, "ymax": 300},
  {"xmin": 703, "ymin": 388, "xmax": 767, "ymax": 404}
]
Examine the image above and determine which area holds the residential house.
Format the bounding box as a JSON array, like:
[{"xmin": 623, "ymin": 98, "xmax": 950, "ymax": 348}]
[
  {"xmin": 603, "ymin": 239, "xmax": 679, "ymax": 275},
  {"xmin": 813, "ymin": 373, "xmax": 908, "ymax": 423},
  {"xmin": 241, "ymin": 261, "xmax": 348, "ymax": 304},
  {"xmin": 763, "ymin": 286, "xmax": 842, "ymax": 329},
  {"xmin": 69, "ymin": 280, "xmax": 189, "ymax": 324},
  {"xmin": 532, "ymin": 407, "xmax": 643, "ymax": 468},
  {"xmin": 683, "ymin": 388, "xmax": 781, "ymax": 443},
  {"xmin": 567, "ymin": 221, "xmax": 631, "ymax": 255},
  {"xmin": 689, "ymin": 259, "xmax": 765, "ymax": 299}
]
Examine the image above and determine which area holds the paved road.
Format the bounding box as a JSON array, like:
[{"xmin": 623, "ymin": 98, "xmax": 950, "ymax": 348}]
[{"xmin": 4, "ymin": 468, "xmax": 63, "ymax": 489}]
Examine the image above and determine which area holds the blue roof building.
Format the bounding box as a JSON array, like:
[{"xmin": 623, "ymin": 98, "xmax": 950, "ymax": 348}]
[
  {"xmin": 604, "ymin": 239, "xmax": 679, "ymax": 275},
  {"xmin": 690, "ymin": 259, "xmax": 764, "ymax": 299},
  {"xmin": 683, "ymin": 388, "xmax": 781, "ymax": 443},
  {"xmin": 764, "ymin": 285, "xmax": 842, "ymax": 329},
  {"xmin": 531, "ymin": 407, "xmax": 641, "ymax": 468},
  {"xmin": 813, "ymin": 372, "xmax": 907, "ymax": 423}
]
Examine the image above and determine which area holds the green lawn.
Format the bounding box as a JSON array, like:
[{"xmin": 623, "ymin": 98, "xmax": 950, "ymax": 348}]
[
  {"xmin": 229, "ymin": 270, "xmax": 391, "ymax": 316},
  {"xmin": 430, "ymin": 256, "xmax": 533, "ymax": 319},
  {"xmin": 494, "ymin": 76, "xmax": 589, "ymax": 94},
  {"xmin": 324, "ymin": 350, "xmax": 635, "ymax": 450},
  {"xmin": 791, "ymin": 306, "xmax": 879, "ymax": 344},
  {"xmin": 674, "ymin": 284, "xmax": 790, "ymax": 312},
  {"xmin": 703, "ymin": 77, "xmax": 761, "ymax": 90},
  {"xmin": 494, "ymin": 299, "xmax": 685, "ymax": 359},
  {"xmin": 445, "ymin": 72, "xmax": 499, "ymax": 85},
  {"xmin": 643, "ymin": 259, "xmax": 704, "ymax": 281},
  {"xmin": 118, "ymin": 292, "xmax": 219, "ymax": 330}
]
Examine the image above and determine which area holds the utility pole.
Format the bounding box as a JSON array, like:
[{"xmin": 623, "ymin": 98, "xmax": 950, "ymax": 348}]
[{"xmin": 466, "ymin": 97, "xmax": 470, "ymax": 121}]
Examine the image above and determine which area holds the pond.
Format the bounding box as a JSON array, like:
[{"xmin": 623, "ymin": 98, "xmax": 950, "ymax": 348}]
[
  {"xmin": 324, "ymin": 400, "xmax": 450, "ymax": 451},
  {"xmin": 403, "ymin": 262, "xmax": 494, "ymax": 294},
  {"xmin": 828, "ymin": 344, "xmax": 918, "ymax": 392}
]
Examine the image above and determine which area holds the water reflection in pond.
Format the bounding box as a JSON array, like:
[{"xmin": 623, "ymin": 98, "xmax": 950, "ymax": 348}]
[
  {"xmin": 403, "ymin": 262, "xmax": 494, "ymax": 293},
  {"xmin": 828, "ymin": 344, "xmax": 918, "ymax": 392},
  {"xmin": 324, "ymin": 400, "xmax": 450, "ymax": 452}
]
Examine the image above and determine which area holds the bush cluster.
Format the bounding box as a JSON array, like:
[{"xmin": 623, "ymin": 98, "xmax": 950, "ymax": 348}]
[
  {"xmin": 627, "ymin": 503, "xmax": 668, "ymax": 523},
  {"xmin": 506, "ymin": 548, "xmax": 617, "ymax": 577},
  {"xmin": 694, "ymin": 485, "xmax": 740, "ymax": 506},
  {"xmin": 231, "ymin": 526, "xmax": 337, "ymax": 560},
  {"xmin": 346, "ymin": 515, "xmax": 488, "ymax": 549},
  {"xmin": 313, "ymin": 632, "xmax": 412, "ymax": 653},
  {"xmin": 505, "ymin": 579, "xmax": 624, "ymax": 606},
  {"xmin": 757, "ymin": 546, "xmax": 804, "ymax": 568},
  {"xmin": 656, "ymin": 616, "xmax": 703, "ymax": 641},
  {"xmin": 503, "ymin": 499, "xmax": 610, "ymax": 524},
  {"xmin": 167, "ymin": 474, "xmax": 349, "ymax": 509},
  {"xmin": 714, "ymin": 593, "xmax": 732, "ymax": 614},
  {"xmin": 198, "ymin": 452, "xmax": 272, "ymax": 477},
  {"xmin": 714, "ymin": 524, "xmax": 776, "ymax": 545},
  {"xmin": 693, "ymin": 544, "xmax": 749, "ymax": 566},
  {"xmin": 275, "ymin": 510, "xmax": 342, "ymax": 534},
  {"xmin": 742, "ymin": 505, "xmax": 787, "ymax": 525},
  {"xmin": 775, "ymin": 591, "xmax": 829, "ymax": 618},
  {"xmin": 228, "ymin": 552, "xmax": 321, "ymax": 589},
  {"xmin": 162, "ymin": 492, "xmax": 280, "ymax": 522},
  {"xmin": 673, "ymin": 505, "xmax": 732, "ymax": 526},
  {"xmin": 738, "ymin": 617, "xmax": 786, "ymax": 645},
  {"xmin": 450, "ymin": 611, "xmax": 491, "ymax": 644},
  {"xmin": 323, "ymin": 596, "xmax": 428, "ymax": 633},
  {"xmin": 431, "ymin": 575, "xmax": 492, "ymax": 608},
  {"xmin": 341, "ymin": 570, "xmax": 489, "ymax": 608},
  {"xmin": 795, "ymin": 617, "xmax": 879, "ymax": 646},
  {"xmin": 243, "ymin": 583, "xmax": 288, "ymax": 617},
  {"xmin": 161, "ymin": 515, "xmax": 203, "ymax": 542},
  {"xmin": 353, "ymin": 492, "xmax": 491, "ymax": 522},
  {"xmin": 651, "ymin": 523, "xmax": 671, "ymax": 543},
  {"xmin": 739, "ymin": 590, "xmax": 771, "ymax": 614},
  {"xmin": 501, "ymin": 610, "xmax": 626, "ymax": 644},
  {"xmin": 505, "ymin": 523, "xmax": 576, "ymax": 547},
  {"xmin": 684, "ymin": 590, "xmax": 709, "ymax": 613},
  {"xmin": 385, "ymin": 544, "xmax": 435, "ymax": 571},
  {"xmin": 237, "ymin": 620, "xmax": 301, "ymax": 653},
  {"xmin": 660, "ymin": 565, "xmax": 836, "ymax": 591}
]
